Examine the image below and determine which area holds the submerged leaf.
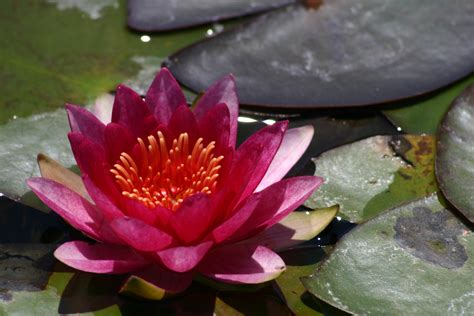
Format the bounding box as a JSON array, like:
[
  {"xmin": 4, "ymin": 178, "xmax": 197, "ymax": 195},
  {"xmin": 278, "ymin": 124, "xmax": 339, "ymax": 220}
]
[
  {"xmin": 305, "ymin": 135, "xmax": 438, "ymax": 223},
  {"xmin": 302, "ymin": 194, "xmax": 474, "ymax": 315},
  {"xmin": 0, "ymin": 0, "xmax": 205, "ymax": 124},
  {"xmin": 167, "ymin": 1, "xmax": 474, "ymax": 109},
  {"xmin": 436, "ymin": 85, "xmax": 474, "ymax": 223}
]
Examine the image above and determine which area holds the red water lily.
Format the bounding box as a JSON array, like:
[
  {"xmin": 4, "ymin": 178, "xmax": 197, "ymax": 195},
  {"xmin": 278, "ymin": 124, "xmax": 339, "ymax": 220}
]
[{"xmin": 27, "ymin": 68, "xmax": 322, "ymax": 293}]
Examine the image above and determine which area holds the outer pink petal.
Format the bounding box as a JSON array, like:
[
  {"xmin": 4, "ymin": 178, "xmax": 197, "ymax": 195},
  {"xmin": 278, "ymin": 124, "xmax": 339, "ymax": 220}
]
[
  {"xmin": 231, "ymin": 176, "xmax": 323, "ymax": 242},
  {"xmin": 168, "ymin": 104, "xmax": 199, "ymax": 142},
  {"xmin": 27, "ymin": 177, "xmax": 101, "ymax": 240},
  {"xmin": 111, "ymin": 84, "xmax": 158, "ymax": 139},
  {"xmin": 194, "ymin": 75, "xmax": 238, "ymax": 147},
  {"xmin": 146, "ymin": 68, "xmax": 187, "ymax": 124},
  {"xmin": 256, "ymin": 125, "xmax": 314, "ymax": 192},
  {"xmin": 131, "ymin": 265, "xmax": 194, "ymax": 293},
  {"xmin": 170, "ymin": 194, "xmax": 213, "ymax": 244},
  {"xmin": 232, "ymin": 121, "xmax": 288, "ymax": 203},
  {"xmin": 66, "ymin": 104, "xmax": 105, "ymax": 145},
  {"xmin": 198, "ymin": 244, "xmax": 285, "ymax": 284},
  {"xmin": 198, "ymin": 103, "xmax": 230, "ymax": 157},
  {"xmin": 55, "ymin": 241, "xmax": 149, "ymax": 274},
  {"xmin": 156, "ymin": 241, "xmax": 213, "ymax": 273},
  {"xmin": 110, "ymin": 217, "xmax": 173, "ymax": 252}
]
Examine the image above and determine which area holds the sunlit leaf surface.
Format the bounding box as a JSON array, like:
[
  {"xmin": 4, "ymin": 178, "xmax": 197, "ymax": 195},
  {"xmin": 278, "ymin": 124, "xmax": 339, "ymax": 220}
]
[
  {"xmin": 167, "ymin": 1, "xmax": 474, "ymax": 109},
  {"xmin": 302, "ymin": 194, "xmax": 474, "ymax": 315},
  {"xmin": 305, "ymin": 135, "xmax": 438, "ymax": 223}
]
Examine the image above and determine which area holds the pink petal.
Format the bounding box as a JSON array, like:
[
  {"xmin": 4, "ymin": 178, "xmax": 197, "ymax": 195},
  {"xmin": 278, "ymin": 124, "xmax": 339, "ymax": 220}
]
[
  {"xmin": 121, "ymin": 198, "xmax": 159, "ymax": 226},
  {"xmin": 198, "ymin": 103, "xmax": 230, "ymax": 157},
  {"xmin": 213, "ymin": 143, "xmax": 262, "ymax": 216},
  {"xmin": 156, "ymin": 241, "xmax": 213, "ymax": 273},
  {"xmin": 27, "ymin": 177, "xmax": 101, "ymax": 240},
  {"xmin": 168, "ymin": 104, "xmax": 199, "ymax": 142},
  {"xmin": 194, "ymin": 75, "xmax": 238, "ymax": 147},
  {"xmin": 68, "ymin": 132, "xmax": 119, "ymax": 201},
  {"xmin": 66, "ymin": 104, "xmax": 105, "ymax": 145},
  {"xmin": 256, "ymin": 125, "xmax": 314, "ymax": 192},
  {"xmin": 111, "ymin": 84, "xmax": 158, "ymax": 139},
  {"xmin": 198, "ymin": 244, "xmax": 285, "ymax": 284},
  {"xmin": 104, "ymin": 123, "xmax": 136, "ymax": 166},
  {"xmin": 231, "ymin": 176, "xmax": 323, "ymax": 242},
  {"xmin": 131, "ymin": 265, "xmax": 193, "ymax": 293},
  {"xmin": 170, "ymin": 194, "xmax": 213, "ymax": 244},
  {"xmin": 211, "ymin": 195, "xmax": 259, "ymax": 244},
  {"xmin": 232, "ymin": 121, "xmax": 288, "ymax": 203},
  {"xmin": 55, "ymin": 241, "xmax": 149, "ymax": 274},
  {"xmin": 110, "ymin": 217, "xmax": 173, "ymax": 252},
  {"xmin": 146, "ymin": 68, "xmax": 187, "ymax": 124},
  {"xmin": 82, "ymin": 175, "xmax": 123, "ymax": 222}
]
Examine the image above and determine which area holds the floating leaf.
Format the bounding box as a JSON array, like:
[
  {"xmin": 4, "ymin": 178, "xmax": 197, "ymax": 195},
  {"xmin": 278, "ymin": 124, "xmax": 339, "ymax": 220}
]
[
  {"xmin": 437, "ymin": 85, "xmax": 474, "ymax": 223},
  {"xmin": 166, "ymin": 1, "xmax": 474, "ymax": 109},
  {"xmin": 302, "ymin": 194, "xmax": 474, "ymax": 315},
  {"xmin": 305, "ymin": 135, "xmax": 438, "ymax": 223},
  {"xmin": 0, "ymin": 109, "xmax": 75, "ymax": 204},
  {"xmin": 127, "ymin": 0, "xmax": 295, "ymax": 31},
  {"xmin": 0, "ymin": 0, "xmax": 205, "ymax": 124},
  {"xmin": 383, "ymin": 75, "xmax": 474, "ymax": 134}
]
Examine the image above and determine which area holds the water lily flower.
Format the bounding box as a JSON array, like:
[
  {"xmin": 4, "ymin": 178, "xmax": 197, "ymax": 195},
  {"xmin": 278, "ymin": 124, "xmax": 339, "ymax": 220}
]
[{"xmin": 27, "ymin": 68, "xmax": 323, "ymax": 295}]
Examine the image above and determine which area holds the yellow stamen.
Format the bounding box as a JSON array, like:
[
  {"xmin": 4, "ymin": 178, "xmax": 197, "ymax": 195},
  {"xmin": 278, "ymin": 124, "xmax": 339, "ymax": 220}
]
[{"xmin": 110, "ymin": 132, "xmax": 224, "ymax": 211}]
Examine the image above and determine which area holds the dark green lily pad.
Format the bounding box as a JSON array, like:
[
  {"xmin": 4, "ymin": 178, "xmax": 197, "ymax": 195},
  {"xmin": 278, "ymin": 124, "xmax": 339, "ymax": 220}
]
[
  {"xmin": 127, "ymin": 0, "xmax": 295, "ymax": 31},
  {"xmin": 302, "ymin": 194, "xmax": 474, "ymax": 315},
  {"xmin": 0, "ymin": 0, "xmax": 205, "ymax": 124},
  {"xmin": 166, "ymin": 1, "xmax": 474, "ymax": 109},
  {"xmin": 436, "ymin": 85, "xmax": 474, "ymax": 223},
  {"xmin": 383, "ymin": 74, "xmax": 474, "ymax": 134},
  {"xmin": 305, "ymin": 135, "xmax": 438, "ymax": 223}
]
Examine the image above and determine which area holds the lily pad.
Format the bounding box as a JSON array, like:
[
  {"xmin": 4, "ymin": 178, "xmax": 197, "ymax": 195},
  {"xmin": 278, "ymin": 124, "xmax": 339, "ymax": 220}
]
[
  {"xmin": 302, "ymin": 194, "xmax": 474, "ymax": 315},
  {"xmin": 0, "ymin": 109, "xmax": 75, "ymax": 203},
  {"xmin": 166, "ymin": 1, "xmax": 474, "ymax": 109},
  {"xmin": 305, "ymin": 135, "xmax": 438, "ymax": 223},
  {"xmin": 436, "ymin": 85, "xmax": 474, "ymax": 223},
  {"xmin": 383, "ymin": 74, "xmax": 474, "ymax": 134},
  {"xmin": 0, "ymin": 0, "xmax": 205, "ymax": 124},
  {"xmin": 127, "ymin": 0, "xmax": 295, "ymax": 31}
]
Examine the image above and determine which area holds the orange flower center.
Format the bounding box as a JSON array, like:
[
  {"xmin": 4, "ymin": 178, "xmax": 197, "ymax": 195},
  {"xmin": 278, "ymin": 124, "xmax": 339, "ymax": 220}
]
[{"xmin": 110, "ymin": 132, "xmax": 224, "ymax": 211}]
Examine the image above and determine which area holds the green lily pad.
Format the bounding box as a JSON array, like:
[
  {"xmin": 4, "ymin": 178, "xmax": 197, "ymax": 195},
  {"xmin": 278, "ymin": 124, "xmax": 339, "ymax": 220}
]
[
  {"xmin": 302, "ymin": 194, "xmax": 474, "ymax": 315},
  {"xmin": 0, "ymin": 0, "xmax": 205, "ymax": 124},
  {"xmin": 0, "ymin": 108, "xmax": 75, "ymax": 203},
  {"xmin": 305, "ymin": 135, "xmax": 438, "ymax": 223},
  {"xmin": 436, "ymin": 85, "xmax": 474, "ymax": 223},
  {"xmin": 383, "ymin": 74, "xmax": 474, "ymax": 134}
]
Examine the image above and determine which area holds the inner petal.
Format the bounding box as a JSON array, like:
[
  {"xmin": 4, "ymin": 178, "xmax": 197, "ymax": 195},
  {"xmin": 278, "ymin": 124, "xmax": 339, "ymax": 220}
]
[{"xmin": 110, "ymin": 132, "xmax": 223, "ymax": 211}]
